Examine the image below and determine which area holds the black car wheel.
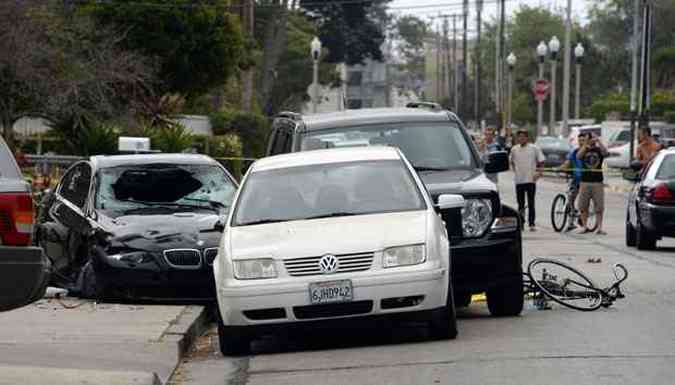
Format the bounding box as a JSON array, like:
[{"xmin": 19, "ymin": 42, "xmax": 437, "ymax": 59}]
[
  {"xmin": 625, "ymin": 212, "xmax": 636, "ymax": 247},
  {"xmin": 636, "ymin": 218, "xmax": 657, "ymax": 250},
  {"xmin": 429, "ymin": 279, "xmax": 458, "ymax": 340},
  {"xmin": 78, "ymin": 261, "xmax": 110, "ymax": 300},
  {"xmin": 486, "ymin": 277, "xmax": 524, "ymax": 317}
]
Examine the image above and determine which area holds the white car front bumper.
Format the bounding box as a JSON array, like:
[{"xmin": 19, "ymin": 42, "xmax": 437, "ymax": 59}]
[{"xmin": 217, "ymin": 267, "xmax": 447, "ymax": 326}]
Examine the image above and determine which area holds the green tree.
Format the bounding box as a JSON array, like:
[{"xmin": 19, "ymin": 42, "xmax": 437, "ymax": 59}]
[
  {"xmin": 299, "ymin": 0, "xmax": 390, "ymax": 65},
  {"xmin": 394, "ymin": 15, "xmax": 428, "ymax": 85},
  {"xmin": 82, "ymin": 0, "xmax": 245, "ymax": 101}
]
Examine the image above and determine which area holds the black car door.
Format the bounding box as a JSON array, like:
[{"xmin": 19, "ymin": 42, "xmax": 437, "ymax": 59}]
[{"xmin": 44, "ymin": 162, "xmax": 93, "ymax": 271}]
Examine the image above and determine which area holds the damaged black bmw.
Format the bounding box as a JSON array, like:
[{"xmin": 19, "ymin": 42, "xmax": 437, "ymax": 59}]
[{"xmin": 35, "ymin": 154, "xmax": 237, "ymax": 300}]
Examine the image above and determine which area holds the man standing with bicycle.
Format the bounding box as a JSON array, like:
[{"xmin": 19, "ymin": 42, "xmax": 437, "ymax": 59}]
[
  {"xmin": 559, "ymin": 133, "xmax": 587, "ymax": 231},
  {"xmin": 577, "ymin": 133, "xmax": 609, "ymax": 235},
  {"xmin": 510, "ymin": 130, "xmax": 545, "ymax": 231}
]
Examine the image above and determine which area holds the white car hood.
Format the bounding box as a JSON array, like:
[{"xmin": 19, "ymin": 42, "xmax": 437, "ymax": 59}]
[{"xmin": 228, "ymin": 211, "xmax": 427, "ymax": 259}]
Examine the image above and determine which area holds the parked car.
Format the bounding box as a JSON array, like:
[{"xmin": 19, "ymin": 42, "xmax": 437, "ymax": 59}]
[
  {"xmin": 568, "ymin": 125, "xmax": 602, "ymax": 148},
  {"xmin": 215, "ymin": 146, "xmax": 465, "ymax": 354},
  {"xmin": 625, "ymin": 148, "xmax": 675, "ymax": 250},
  {"xmin": 266, "ymin": 106, "xmax": 523, "ymax": 318},
  {"xmin": 535, "ymin": 136, "xmax": 571, "ymax": 168},
  {"xmin": 35, "ymin": 154, "xmax": 237, "ymax": 300},
  {"xmin": 0, "ymin": 137, "xmax": 50, "ymax": 311}
]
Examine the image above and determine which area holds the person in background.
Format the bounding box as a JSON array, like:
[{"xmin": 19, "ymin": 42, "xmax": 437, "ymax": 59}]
[
  {"xmin": 558, "ymin": 133, "xmax": 587, "ymax": 231},
  {"xmin": 577, "ymin": 132, "xmax": 609, "ymax": 235},
  {"xmin": 509, "ymin": 130, "xmax": 545, "ymax": 231},
  {"xmin": 636, "ymin": 126, "xmax": 663, "ymax": 169},
  {"xmin": 479, "ymin": 127, "xmax": 504, "ymax": 184}
]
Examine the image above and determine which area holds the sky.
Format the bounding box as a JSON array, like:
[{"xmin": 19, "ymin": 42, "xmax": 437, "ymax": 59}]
[{"xmin": 388, "ymin": 0, "xmax": 593, "ymax": 35}]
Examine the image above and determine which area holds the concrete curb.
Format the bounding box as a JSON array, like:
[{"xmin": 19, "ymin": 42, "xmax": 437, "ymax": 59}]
[
  {"xmin": 158, "ymin": 305, "xmax": 210, "ymax": 384},
  {"xmin": 0, "ymin": 365, "xmax": 161, "ymax": 385}
]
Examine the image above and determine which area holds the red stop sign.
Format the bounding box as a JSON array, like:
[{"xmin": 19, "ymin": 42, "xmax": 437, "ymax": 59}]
[{"xmin": 533, "ymin": 79, "xmax": 550, "ymax": 102}]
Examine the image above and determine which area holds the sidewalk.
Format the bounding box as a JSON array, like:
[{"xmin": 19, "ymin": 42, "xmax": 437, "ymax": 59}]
[{"xmin": 0, "ymin": 297, "xmax": 208, "ymax": 385}]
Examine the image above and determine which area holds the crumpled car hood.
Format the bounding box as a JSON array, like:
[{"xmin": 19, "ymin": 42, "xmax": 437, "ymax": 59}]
[{"xmin": 96, "ymin": 211, "xmax": 223, "ymax": 252}]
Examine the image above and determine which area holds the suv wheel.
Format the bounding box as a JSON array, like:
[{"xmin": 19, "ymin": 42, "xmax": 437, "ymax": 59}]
[{"xmin": 486, "ymin": 277, "xmax": 524, "ymax": 317}]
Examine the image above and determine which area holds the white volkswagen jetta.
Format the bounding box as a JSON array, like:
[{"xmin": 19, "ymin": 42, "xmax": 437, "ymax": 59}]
[{"xmin": 214, "ymin": 146, "xmax": 465, "ymax": 355}]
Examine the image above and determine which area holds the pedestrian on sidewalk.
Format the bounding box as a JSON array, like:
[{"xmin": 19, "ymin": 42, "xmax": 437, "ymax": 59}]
[
  {"xmin": 559, "ymin": 133, "xmax": 587, "ymax": 231},
  {"xmin": 577, "ymin": 133, "xmax": 609, "ymax": 235},
  {"xmin": 479, "ymin": 127, "xmax": 504, "ymax": 184},
  {"xmin": 509, "ymin": 130, "xmax": 545, "ymax": 231},
  {"xmin": 636, "ymin": 126, "xmax": 663, "ymax": 169}
]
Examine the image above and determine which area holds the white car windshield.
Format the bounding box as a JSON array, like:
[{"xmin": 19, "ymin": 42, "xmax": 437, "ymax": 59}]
[
  {"xmin": 96, "ymin": 164, "xmax": 236, "ymax": 217},
  {"xmin": 300, "ymin": 123, "xmax": 476, "ymax": 171},
  {"xmin": 233, "ymin": 160, "xmax": 426, "ymax": 226}
]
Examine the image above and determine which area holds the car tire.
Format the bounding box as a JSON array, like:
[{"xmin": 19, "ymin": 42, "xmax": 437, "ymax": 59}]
[
  {"xmin": 636, "ymin": 219, "xmax": 657, "ymax": 250},
  {"xmin": 486, "ymin": 277, "xmax": 524, "ymax": 317},
  {"xmin": 454, "ymin": 291, "xmax": 472, "ymax": 308},
  {"xmin": 625, "ymin": 214, "xmax": 636, "ymax": 247},
  {"xmin": 217, "ymin": 318, "xmax": 252, "ymax": 356},
  {"xmin": 79, "ymin": 261, "xmax": 109, "ymax": 300},
  {"xmin": 428, "ymin": 281, "xmax": 458, "ymax": 340}
]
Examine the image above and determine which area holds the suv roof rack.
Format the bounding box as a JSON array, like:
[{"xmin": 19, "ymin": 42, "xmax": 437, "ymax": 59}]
[
  {"xmin": 275, "ymin": 111, "xmax": 302, "ymax": 120},
  {"xmin": 406, "ymin": 102, "xmax": 442, "ymax": 111}
]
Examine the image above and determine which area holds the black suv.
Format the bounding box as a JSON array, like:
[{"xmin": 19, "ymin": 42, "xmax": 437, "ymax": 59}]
[{"xmin": 266, "ymin": 105, "xmax": 523, "ymax": 316}]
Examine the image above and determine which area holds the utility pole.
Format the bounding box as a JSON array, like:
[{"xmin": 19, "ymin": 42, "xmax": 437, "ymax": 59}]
[
  {"xmin": 561, "ymin": 0, "xmax": 572, "ymax": 138},
  {"xmin": 475, "ymin": 0, "xmax": 483, "ymax": 130},
  {"xmin": 495, "ymin": 0, "xmax": 501, "ymax": 135},
  {"xmin": 462, "ymin": 0, "xmax": 469, "ymax": 121},
  {"xmin": 629, "ymin": 0, "xmax": 641, "ymax": 162},
  {"xmin": 453, "ymin": 15, "xmax": 459, "ymax": 113},
  {"xmin": 638, "ymin": 0, "xmax": 653, "ymax": 131},
  {"xmin": 443, "ymin": 17, "xmax": 451, "ymax": 103},
  {"xmin": 436, "ymin": 22, "xmax": 441, "ymax": 102},
  {"xmin": 240, "ymin": 0, "xmax": 254, "ymax": 112},
  {"xmin": 497, "ymin": 0, "xmax": 506, "ymax": 136}
]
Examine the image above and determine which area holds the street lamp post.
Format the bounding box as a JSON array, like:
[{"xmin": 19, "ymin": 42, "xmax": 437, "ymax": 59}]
[
  {"xmin": 537, "ymin": 41, "xmax": 547, "ymax": 136},
  {"xmin": 310, "ymin": 37, "xmax": 322, "ymax": 113},
  {"xmin": 506, "ymin": 53, "xmax": 516, "ymax": 132},
  {"xmin": 548, "ymin": 36, "xmax": 560, "ymax": 136},
  {"xmin": 574, "ymin": 43, "xmax": 585, "ymax": 120}
]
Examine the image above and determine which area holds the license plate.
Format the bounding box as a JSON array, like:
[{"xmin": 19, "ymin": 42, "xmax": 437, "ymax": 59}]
[{"xmin": 309, "ymin": 280, "xmax": 353, "ymax": 304}]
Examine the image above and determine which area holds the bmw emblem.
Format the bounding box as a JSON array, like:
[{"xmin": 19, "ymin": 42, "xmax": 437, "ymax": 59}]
[
  {"xmin": 196, "ymin": 240, "xmax": 205, "ymax": 247},
  {"xmin": 318, "ymin": 255, "xmax": 339, "ymax": 274}
]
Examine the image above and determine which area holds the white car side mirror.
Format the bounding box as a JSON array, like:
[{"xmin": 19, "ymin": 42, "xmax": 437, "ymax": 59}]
[{"xmin": 436, "ymin": 194, "xmax": 465, "ymax": 210}]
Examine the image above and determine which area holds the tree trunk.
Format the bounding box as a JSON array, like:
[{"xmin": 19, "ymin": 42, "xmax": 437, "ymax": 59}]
[
  {"xmin": 258, "ymin": 0, "xmax": 290, "ymax": 115},
  {"xmin": 240, "ymin": 0, "xmax": 255, "ymax": 112},
  {"xmin": 1, "ymin": 115, "xmax": 16, "ymax": 151}
]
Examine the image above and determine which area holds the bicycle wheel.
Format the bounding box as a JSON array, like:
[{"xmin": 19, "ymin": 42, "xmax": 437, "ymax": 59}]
[
  {"xmin": 527, "ymin": 258, "xmax": 603, "ymax": 311},
  {"xmin": 585, "ymin": 200, "xmax": 599, "ymax": 232},
  {"xmin": 550, "ymin": 194, "xmax": 568, "ymax": 232}
]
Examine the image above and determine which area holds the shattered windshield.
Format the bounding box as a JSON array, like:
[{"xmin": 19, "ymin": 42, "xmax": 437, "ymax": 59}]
[{"xmin": 95, "ymin": 163, "xmax": 236, "ymax": 217}]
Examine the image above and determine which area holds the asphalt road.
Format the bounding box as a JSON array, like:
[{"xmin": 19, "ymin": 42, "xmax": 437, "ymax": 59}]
[{"xmin": 170, "ymin": 172, "xmax": 675, "ymax": 385}]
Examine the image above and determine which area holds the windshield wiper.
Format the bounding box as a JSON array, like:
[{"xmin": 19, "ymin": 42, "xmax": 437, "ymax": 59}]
[
  {"xmin": 413, "ymin": 166, "xmax": 450, "ymax": 171},
  {"xmin": 182, "ymin": 197, "xmax": 229, "ymax": 210},
  {"xmin": 303, "ymin": 212, "xmax": 360, "ymax": 220},
  {"xmin": 118, "ymin": 199, "xmax": 220, "ymax": 213},
  {"xmin": 238, "ymin": 219, "xmax": 287, "ymax": 226}
]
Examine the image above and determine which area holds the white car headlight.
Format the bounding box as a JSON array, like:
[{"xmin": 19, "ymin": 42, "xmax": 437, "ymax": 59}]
[
  {"xmin": 461, "ymin": 199, "xmax": 493, "ymax": 237},
  {"xmin": 383, "ymin": 245, "xmax": 426, "ymax": 268},
  {"xmin": 233, "ymin": 259, "xmax": 277, "ymax": 280}
]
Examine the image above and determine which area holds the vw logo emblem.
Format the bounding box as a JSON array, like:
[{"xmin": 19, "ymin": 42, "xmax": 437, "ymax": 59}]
[{"xmin": 318, "ymin": 255, "xmax": 339, "ymax": 274}]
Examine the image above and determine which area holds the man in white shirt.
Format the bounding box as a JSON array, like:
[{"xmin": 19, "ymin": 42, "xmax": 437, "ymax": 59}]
[{"xmin": 509, "ymin": 130, "xmax": 545, "ymax": 231}]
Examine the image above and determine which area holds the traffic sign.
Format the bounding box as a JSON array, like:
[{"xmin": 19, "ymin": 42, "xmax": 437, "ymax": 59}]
[{"xmin": 533, "ymin": 79, "xmax": 550, "ymax": 102}]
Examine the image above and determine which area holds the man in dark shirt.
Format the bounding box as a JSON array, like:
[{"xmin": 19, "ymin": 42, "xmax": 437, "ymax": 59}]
[{"xmin": 577, "ymin": 133, "xmax": 609, "ymax": 235}]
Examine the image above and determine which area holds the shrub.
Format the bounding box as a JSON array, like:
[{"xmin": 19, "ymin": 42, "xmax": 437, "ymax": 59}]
[
  {"xmin": 152, "ymin": 123, "xmax": 194, "ymax": 153},
  {"xmin": 48, "ymin": 115, "xmax": 119, "ymax": 156},
  {"xmin": 665, "ymin": 111, "xmax": 675, "ymax": 124},
  {"xmin": 209, "ymin": 110, "xmax": 270, "ymax": 157}
]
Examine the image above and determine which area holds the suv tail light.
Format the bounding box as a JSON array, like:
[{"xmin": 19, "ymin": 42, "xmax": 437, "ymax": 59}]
[
  {"xmin": 646, "ymin": 183, "xmax": 675, "ymax": 205},
  {"xmin": 0, "ymin": 192, "xmax": 34, "ymax": 246}
]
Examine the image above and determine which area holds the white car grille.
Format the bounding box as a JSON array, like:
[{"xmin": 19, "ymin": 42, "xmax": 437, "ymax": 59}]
[{"xmin": 284, "ymin": 252, "xmax": 374, "ymax": 276}]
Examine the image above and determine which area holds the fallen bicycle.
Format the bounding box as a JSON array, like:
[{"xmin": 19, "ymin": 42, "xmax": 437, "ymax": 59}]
[{"xmin": 523, "ymin": 258, "xmax": 627, "ymax": 311}]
